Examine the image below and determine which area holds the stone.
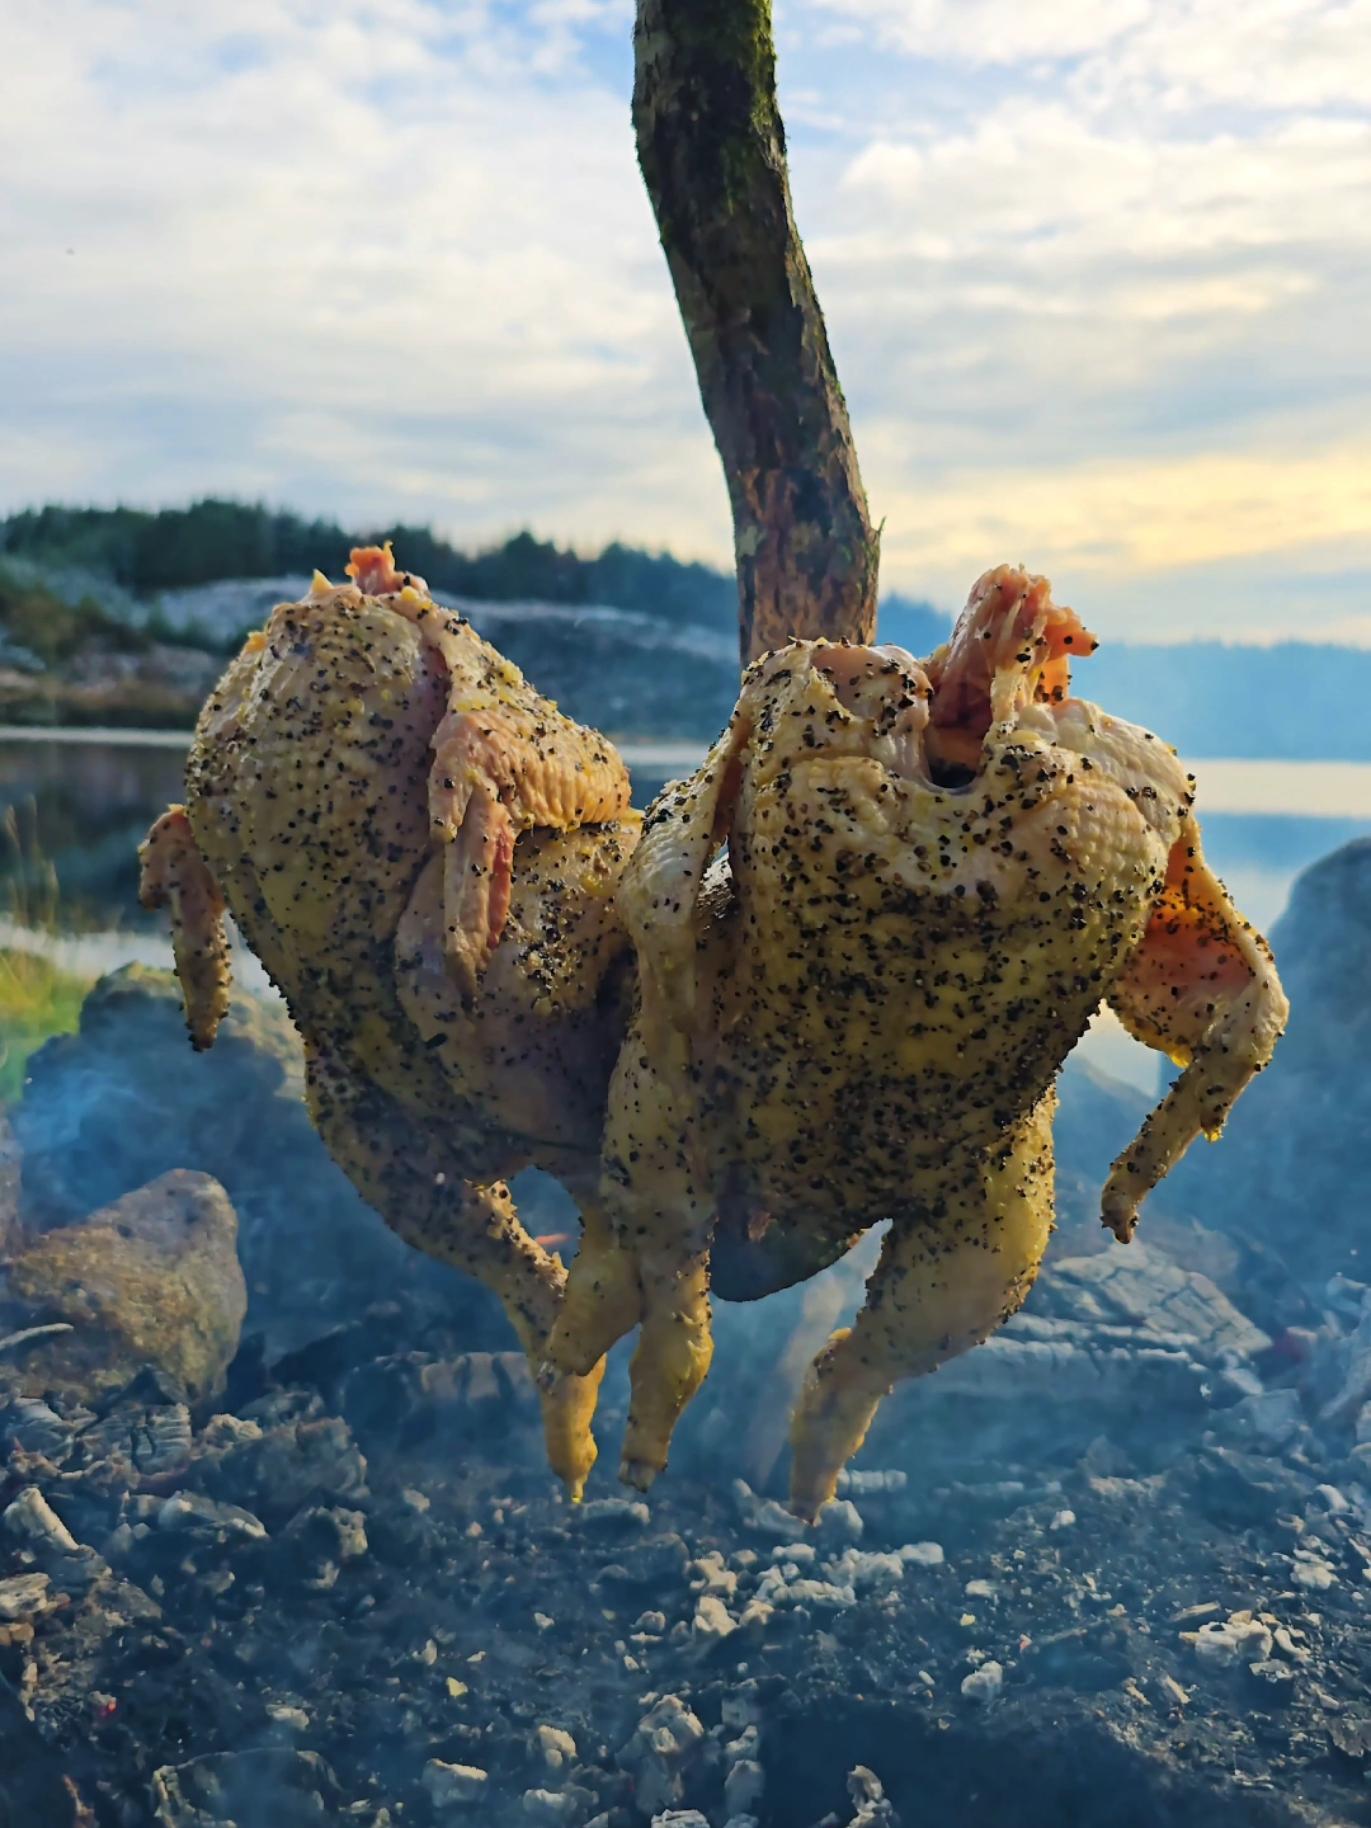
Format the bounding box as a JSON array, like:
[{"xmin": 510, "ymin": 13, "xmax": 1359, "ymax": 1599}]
[
  {"xmin": 1, "ymin": 1171, "xmax": 245, "ymax": 1403},
  {"xmin": 0, "ymin": 1111, "xmax": 21, "ymax": 1257},
  {"xmin": 1161, "ymin": 840, "xmax": 1371, "ymax": 1287},
  {"xmin": 12, "ymin": 966, "xmax": 490, "ymax": 1354}
]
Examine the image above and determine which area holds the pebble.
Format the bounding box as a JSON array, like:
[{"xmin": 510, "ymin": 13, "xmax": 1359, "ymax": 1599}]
[
  {"xmin": 651, "ymin": 1813, "xmax": 711, "ymax": 1828},
  {"xmin": 1050, "ymin": 1509, "xmax": 1077, "ymax": 1530},
  {"xmin": 965, "ymin": 1578, "xmax": 997, "ymax": 1599},
  {"xmin": 423, "ymin": 1761, "xmax": 489, "ymax": 1808},
  {"xmin": 899, "ymin": 1541, "xmax": 945, "ymax": 1567},
  {"xmin": 961, "ymin": 1661, "xmax": 1004, "ymax": 1703}
]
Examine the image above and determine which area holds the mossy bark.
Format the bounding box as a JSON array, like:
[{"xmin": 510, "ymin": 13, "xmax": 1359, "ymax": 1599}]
[{"xmin": 634, "ymin": 0, "xmax": 879, "ymax": 667}]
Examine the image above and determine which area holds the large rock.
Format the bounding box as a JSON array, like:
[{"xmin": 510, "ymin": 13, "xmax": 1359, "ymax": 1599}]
[
  {"xmin": 1164, "ymin": 839, "xmax": 1371, "ymax": 1296},
  {"xmin": 11, "ymin": 966, "xmax": 509, "ymax": 1353},
  {"xmin": 0, "ymin": 1170, "xmax": 246, "ymax": 1402},
  {"xmin": 0, "ymin": 1112, "xmax": 20, "ymax": 1258}
]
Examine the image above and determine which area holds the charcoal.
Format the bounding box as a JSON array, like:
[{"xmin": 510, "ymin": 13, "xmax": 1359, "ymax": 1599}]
[{"xmin": 150, "ymin": 1748, "xmax": 343, "ymax": 1825}]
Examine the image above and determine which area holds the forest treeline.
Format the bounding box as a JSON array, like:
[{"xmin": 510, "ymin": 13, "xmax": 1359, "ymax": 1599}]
[
  {"xmin": 1, "ymin": 499, "xmax": 1368, "ymax": 758},
  {"xmin": 0, "ymin": 499, "xmax": 742, "ymax": 630}
]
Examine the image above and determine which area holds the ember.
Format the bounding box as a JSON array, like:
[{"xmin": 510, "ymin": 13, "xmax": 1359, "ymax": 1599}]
[{"xmin": 2, "ymin": 848, "xmax": 1371, "ymax": 1826}]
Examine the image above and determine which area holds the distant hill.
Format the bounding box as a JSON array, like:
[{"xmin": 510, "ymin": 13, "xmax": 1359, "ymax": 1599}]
[{"xmin": 1, "ymin": 499, "xmax": 1366, "ymax": 758}]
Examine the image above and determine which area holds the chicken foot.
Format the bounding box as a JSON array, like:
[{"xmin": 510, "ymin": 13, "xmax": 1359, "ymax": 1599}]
[
  {"xmin": 788, "ymin": 1097, "xmax": 1056, "ymax": 1521},
  {"xmin": 305, "ymin": 1045, "xmax": 606, "ymax": 1499}
]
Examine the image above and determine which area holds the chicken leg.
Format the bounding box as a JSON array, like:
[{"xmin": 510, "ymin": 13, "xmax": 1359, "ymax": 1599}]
[
  {"xmin": 305, "ymin": 1045, "xmax": 606, "ymax": 1499},
  {"xmin": 788, "ymin": 1096, "xmax": 1056, "ymax": 1520}
]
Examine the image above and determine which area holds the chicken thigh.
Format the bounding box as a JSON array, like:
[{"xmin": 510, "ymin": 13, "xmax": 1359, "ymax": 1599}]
[{"xmin": 545, "ymin": 565, "xmax": 1288, "ymax": 1516}]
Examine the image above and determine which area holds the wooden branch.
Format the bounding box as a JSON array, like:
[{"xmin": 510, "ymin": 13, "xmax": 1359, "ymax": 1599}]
[{"xmin": 634, "ymin": 0, "xmax": 879, "ymax": 667}]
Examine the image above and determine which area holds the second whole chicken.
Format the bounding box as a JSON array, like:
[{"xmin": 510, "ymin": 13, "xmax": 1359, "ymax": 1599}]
[{"xmin": 544, "ymin": 564, "xmax": 1289, "ymax": 1517}]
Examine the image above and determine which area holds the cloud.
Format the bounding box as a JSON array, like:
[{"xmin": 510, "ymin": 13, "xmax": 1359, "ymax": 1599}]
[{"xmin": 0, "ymin": 0, "xmax": 1367, "ymax": 645}]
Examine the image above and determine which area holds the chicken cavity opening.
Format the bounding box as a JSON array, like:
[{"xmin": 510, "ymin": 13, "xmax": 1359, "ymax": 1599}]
[{"xmin": 923, "ymin": 565, "xmax": 1097, "ymax": 783}]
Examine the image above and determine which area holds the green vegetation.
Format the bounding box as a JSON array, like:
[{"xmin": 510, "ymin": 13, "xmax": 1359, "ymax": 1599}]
[
  {"xmin": 0, "ymin": 949, "xmax": 88, "ymax": 1102},
  {"xmin": 0, "ymin": 807, "xmax": 90, "ymax": 1101}
]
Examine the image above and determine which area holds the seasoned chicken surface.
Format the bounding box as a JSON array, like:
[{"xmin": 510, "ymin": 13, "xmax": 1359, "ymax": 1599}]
[
  {"xmin": 139, "ymin": 546, "xmax": 637, "ymax": 1495},
  {"xmin": 546, "ymin": 565, "xmax": 1288, "ymax": 1516}
]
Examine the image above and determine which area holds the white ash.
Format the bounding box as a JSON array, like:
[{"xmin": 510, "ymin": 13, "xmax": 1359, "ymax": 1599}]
[
  {"xmin": 837, "ymin": 1468, "xmax": 908, "ymax": 1495},
  {"xmin": 157, "ymin": 1492, "xmax": 268, "ymax": 1542},
  {"xmin": 1050, "ymin": 1509, "xmax": 1077, "ymax": 1530},
  {"xmin": 732, "ymin": 1478, "xmax": 806, "ymax": 1540},
  {"xmin": 1185, "ymin": 1613, "xmax": 1274, "ymax": 1666},
  {"xmin": 1291, "ymin": 1552, "xmax": 1338, "ymax": 1591},
  {"xmin": 690, "ymin": 1593, "xmax": 738, "ymax": 1655},
  {"xmin": 725, "ymin": 1756, "xmax": 765, "ymax": 1816},
  {"xmin": 532, "ymin": 1723, "xmax": 577, "ymax": 1772},
  {"xmin": 720, "ymin": 1679, "xmax": 764, "ymax": 1731},
  {"xmin": 3, "ymin": 1485, "xmax": 81, "ymax": 1554},
  {"xmin": 651, "ymin": 1813, "xmax": 711, "ymax": 1828},
  {"xmin": 578, "ymin": 1497, "xmax": 651, "ymax": 1529},
  {"xmin": 619, "ymin": 1694, "xmax": 706, "ymax": 1816},
  {"xmin": 845, "ymin": 1763, "xmax": 900, "ymax": 1826},
  {"xmin": 522, "ymin": 1785, "xmax": 596, "ymax": 1824},
  {"xmin": 817, "ymin": 1498, "xmax": 864, "ymax": 1542},
  {"xmin": 898, "ymin": 1541, "xmax": 945, "ymax": 1567},
  {"xmin": 423, "ymin": 1760, "xmax": 489, "ymax": 1808},
  {"xmin": 0, "ymin": 1571, "xmax": 55, "ymax": 1621},
  {"xmin": 689, "ymin": 1550, "xmax": 739, "ymax": 1599},
  {"xmin": 825, "ymin": 1548, "xmax": 910, "ymax": 1591},
  {"xmin": 961, "ymin": 1660, "xmax": 1004, "ymax": 1703}
]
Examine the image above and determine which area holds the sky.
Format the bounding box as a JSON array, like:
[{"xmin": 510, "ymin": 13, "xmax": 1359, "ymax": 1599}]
[{"xmin": 3, "ymin": 0, "xmax": 1369, "ymax": 644}]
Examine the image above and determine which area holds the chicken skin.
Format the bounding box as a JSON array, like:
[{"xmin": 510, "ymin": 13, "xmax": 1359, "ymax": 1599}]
[
  {"xmin": 545, "ymin": 564, "xmax": 1288, "ymax": 1517},
  {"xmin": 140, "ymin": 547, "xmax": 637, "ymax": 1495}
]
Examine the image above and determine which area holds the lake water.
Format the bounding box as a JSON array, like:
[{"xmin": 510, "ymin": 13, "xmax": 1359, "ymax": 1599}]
[{"xmin": 2, "ymin": 730, "xmax": 1368, "ymax": 1091}]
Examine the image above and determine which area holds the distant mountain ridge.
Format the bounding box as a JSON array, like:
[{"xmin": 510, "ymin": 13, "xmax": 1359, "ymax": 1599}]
[{"xmin": 1, "ymin": 499, "xmax": 1367, "ymax": 759}]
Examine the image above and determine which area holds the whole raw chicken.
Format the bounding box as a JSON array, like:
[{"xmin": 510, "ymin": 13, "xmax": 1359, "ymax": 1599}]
[
  {"xmin": 140, "ymin": 546, "xmax": 639, "ymax": 1496},
  {"xmin": 543, "ymin": 565, "xmax": 1288, "ymax": 1517}
]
